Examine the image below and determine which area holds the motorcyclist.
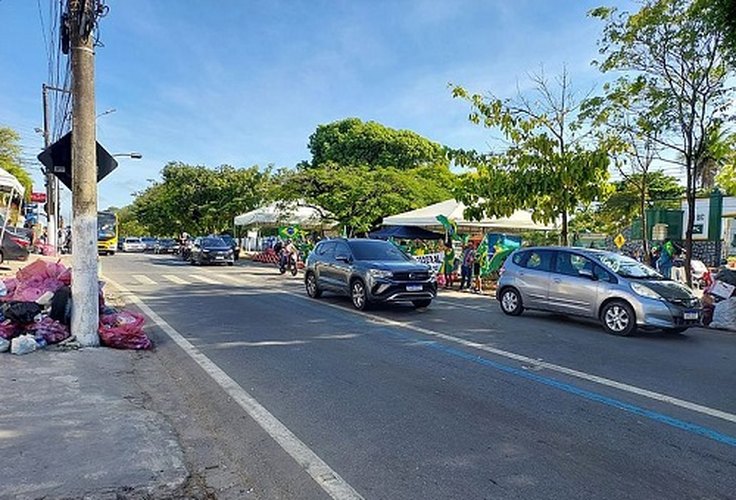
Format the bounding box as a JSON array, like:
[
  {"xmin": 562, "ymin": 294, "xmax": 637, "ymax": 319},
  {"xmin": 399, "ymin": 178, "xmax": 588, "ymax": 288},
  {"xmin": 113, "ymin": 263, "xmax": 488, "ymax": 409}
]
[{"xmin": 284, "ymin": 239, "xmax": 297, "ymax": 267}]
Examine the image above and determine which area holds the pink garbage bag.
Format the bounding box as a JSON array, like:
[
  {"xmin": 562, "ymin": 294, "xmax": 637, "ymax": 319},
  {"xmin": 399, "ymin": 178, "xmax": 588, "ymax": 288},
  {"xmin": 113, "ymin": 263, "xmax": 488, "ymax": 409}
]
[
  {"xmin": 0, "ymin": 321, "xmax": 19, "ymax": 340},
  {"xmin": 26, "ymin": 316, "xmax": 70, "ymax": 344},
  {"xmin": 99, "ymin": 310, "xmax": 151, "ymax": 350}
]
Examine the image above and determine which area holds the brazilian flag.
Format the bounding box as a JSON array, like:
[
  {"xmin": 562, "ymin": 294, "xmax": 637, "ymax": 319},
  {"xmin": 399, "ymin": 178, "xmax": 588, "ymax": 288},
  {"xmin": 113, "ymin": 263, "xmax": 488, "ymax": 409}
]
[{"xmin": 278, "ymin": 225, "xmax": 302, "ymax": 240}]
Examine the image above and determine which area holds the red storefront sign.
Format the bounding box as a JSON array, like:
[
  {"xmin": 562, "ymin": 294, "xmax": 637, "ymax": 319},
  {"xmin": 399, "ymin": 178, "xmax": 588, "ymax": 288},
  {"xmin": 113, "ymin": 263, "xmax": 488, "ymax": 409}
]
[{"xmin": 30, "ymin": 192, "xmax": 47, "ymax": 203}]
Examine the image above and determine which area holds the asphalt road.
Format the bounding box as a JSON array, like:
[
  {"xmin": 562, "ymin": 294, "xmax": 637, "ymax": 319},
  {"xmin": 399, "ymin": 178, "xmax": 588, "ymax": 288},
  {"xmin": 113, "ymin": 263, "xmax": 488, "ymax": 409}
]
[{"xmin": 103, "ymin": 252, "xmax": 736, "ymax": 500}]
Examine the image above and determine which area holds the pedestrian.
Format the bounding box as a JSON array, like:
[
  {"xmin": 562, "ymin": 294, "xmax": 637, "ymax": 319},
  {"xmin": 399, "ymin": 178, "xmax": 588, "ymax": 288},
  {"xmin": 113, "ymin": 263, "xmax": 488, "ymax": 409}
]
[
  {"xmin": 442, "ymin": 243, "xmax": 455, "ymax": 289},
  {"xmin": 460, "ymin": 242, "xmax": 474, "ymax": 291},
  {"xmin": 473, "ymin": 241, "xmax": 483, "ymax": 294},
  {"xmin": 656, "ymin": 239, "xmax": 674, "ymax": 279}
]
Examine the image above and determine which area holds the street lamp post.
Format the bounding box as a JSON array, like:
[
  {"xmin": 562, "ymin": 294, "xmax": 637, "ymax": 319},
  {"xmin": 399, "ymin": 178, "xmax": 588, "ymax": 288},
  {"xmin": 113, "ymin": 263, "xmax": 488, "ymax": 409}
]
[{"xmin": 112, "ymin": 153, "xmax": 143, "ymax": 159}]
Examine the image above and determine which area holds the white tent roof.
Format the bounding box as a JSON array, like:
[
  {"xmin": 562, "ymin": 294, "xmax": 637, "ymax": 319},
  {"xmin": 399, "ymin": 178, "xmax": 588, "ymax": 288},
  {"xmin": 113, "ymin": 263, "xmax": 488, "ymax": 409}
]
[
  {"xmin": 234, "ymin": 201, "xmax": 334, "ymax": 228},
  {"xmin": 382, "ymin": 199, "xmax": 556, "ymax": 231},
  {"xmin": 0, "ymin": 167, "xmax": 25, "ymax": 196}
]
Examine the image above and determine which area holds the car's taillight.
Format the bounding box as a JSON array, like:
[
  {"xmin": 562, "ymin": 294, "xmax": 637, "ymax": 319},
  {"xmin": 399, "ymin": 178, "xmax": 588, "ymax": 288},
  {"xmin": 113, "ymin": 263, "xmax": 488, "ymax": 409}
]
[
  {"xmin": 498, "ymin": 266, "xmax": 505, "ymax": 276},
  {"xmin": 10, "ymin": 236, "xmax": 29, "ymax": 248}
]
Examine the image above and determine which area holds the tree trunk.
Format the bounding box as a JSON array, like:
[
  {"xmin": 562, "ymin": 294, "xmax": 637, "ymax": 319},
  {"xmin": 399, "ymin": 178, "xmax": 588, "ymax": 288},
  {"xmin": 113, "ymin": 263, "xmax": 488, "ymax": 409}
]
[
  {"xmin": 640, "ymin": 185, "xmax": 649, "ymax": 264},
  {"xmin": 561, "ymin": 210, "xmax": 568, "ymax": 246},
  {"xmin": 684, "ymin": 166, "xmax": 695, "ymax": 288}
]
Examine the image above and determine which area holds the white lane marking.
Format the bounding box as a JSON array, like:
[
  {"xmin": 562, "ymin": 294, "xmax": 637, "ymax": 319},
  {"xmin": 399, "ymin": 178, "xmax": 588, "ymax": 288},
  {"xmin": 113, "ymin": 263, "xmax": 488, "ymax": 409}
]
[
  {"xmin": 190, "ymin": 274, "xmax": 220, "ymax": 285},
  {"xmin": 226, "ymin": 272, "xmax": 736, "ymax": 426},
  {"xmin": 132, "ymin": 274, "xmax": 156, "ymax": 285},
  {"xmin": 163, "ymin": 274, "xmax": 190, "ymax": 285},
  {"xmin": 105, "ymin": 277, "xmax": 364, "ymax": 500}
]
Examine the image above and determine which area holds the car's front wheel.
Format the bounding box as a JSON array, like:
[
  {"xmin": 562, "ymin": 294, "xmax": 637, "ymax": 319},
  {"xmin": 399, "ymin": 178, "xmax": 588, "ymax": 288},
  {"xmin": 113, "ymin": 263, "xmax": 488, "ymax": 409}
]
[
  {"xmin": 601, "ymin": 300, "xmax": 637, "ymax": 336},
  {"xmin": 305, "ymin": 273, "xmax": 322, "ymax": 298},
  {"xmin": 412, "ymin": 299, "xmax": 432, "ymax": 308},
  {"xmin": 351, "ymin": 279, "xmax": 368, "ymax": 310},
  {"xmin": 499, "ymin": 288, "xmax": 523, "ymax": 316}
]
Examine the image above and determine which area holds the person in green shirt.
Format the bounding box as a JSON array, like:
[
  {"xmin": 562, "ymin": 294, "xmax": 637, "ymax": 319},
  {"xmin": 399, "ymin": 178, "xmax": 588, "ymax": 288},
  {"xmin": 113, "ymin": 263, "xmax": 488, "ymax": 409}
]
[{"xmin": 442, "ymin": 243, "xmax": 455, "ymax": 289}]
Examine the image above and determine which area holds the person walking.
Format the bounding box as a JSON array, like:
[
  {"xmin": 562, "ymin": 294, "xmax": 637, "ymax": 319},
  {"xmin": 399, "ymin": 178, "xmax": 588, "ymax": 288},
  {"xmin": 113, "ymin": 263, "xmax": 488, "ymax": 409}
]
[
  {"xmin": 460, "ymin": 243, "xmax": 475, "ymax": 291},
  {"xmin": 442, "ymin": 243, "xmax": 455, "ymax": 289},
  {"xmin": 473, "ymin": 241, "xmax": 484, "ymax": 294},
  {"xmin": 656, "ymin": 239, "xmax": 675, "ymax": 279}
]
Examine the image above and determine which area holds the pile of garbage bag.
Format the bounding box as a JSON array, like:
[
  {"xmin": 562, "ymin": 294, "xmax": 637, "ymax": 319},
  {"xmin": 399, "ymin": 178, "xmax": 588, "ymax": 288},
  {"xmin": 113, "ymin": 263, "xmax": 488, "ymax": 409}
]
[
  {"xmin": 702, "ymin": 267, "xmax": 736, "ymax": 331},
  {"xmin": 0, "ymin": 260, "xmax": 152, "ymax": 354}
]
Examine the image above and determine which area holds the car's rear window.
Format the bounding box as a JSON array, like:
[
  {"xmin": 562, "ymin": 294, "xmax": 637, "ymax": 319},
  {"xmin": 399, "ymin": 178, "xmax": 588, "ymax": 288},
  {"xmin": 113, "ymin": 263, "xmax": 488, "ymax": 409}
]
[
  {"xmin": 348, "ymin": 240, "xmax": 410, "ymax": 261},
  {"xmin": 126, "ymin": 238, "xmax": 141, "ymax": 243},
  {"xmin": 517, "ymin": 249, "xmax": 555, "ymax": 272},
  {"xmin": 202, "ymin": 237, "xmax": 226, "ymax": 247}
]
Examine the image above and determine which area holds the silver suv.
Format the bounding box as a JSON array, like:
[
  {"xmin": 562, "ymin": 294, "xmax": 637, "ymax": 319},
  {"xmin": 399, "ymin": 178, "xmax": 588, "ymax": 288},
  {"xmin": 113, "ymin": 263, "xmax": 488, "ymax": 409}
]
[{"xmin": 496, "ymin": 247, "xmax": 701, "ymax": 336}]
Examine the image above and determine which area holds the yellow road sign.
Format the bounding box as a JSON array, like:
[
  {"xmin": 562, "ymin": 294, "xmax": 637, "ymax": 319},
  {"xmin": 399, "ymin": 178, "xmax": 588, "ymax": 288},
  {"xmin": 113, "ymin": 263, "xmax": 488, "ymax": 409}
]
[{"xmin": 614, "ymin": 234, "xmax": 626, "ymax": 249}]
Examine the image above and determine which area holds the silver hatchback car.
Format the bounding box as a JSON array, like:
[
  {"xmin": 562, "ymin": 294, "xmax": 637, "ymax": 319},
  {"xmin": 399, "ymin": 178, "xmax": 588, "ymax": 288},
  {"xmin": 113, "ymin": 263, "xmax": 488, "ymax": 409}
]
[{"xmin": 496, "ymin": 247, "xmax": 701, "ymax": 336}]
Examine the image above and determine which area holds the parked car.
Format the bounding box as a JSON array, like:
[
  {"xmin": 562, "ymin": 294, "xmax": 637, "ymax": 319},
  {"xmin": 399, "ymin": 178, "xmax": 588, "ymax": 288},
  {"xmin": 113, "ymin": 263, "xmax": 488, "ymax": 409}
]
[
  {"xmin": 496, "ymin": 247, "xmax": 701, "ymax": 336},
  {"xmin": 216, "ymin": 234, "xmax": 240, "ymax": 260},
  {"xmin": 189, "ymin": 236, "xmax": 234, "ymax": 266},
  {"xmin": 141, "ymin": 237, "xmax": 158, "ymax": 252},
  {"xmin": 304, "ymin": 238, "xmax": 437, "ymax": 310},
  {"xmin": 122, "ymin": 237, "xmax": 146, "ymax": 252},
  {"xmin": 153, "ymin": 238, "xmax": 177, "ymax": 254},
  {"xmin": 0, "ymin": 230, "xmax": 30, "ymax": 264}
]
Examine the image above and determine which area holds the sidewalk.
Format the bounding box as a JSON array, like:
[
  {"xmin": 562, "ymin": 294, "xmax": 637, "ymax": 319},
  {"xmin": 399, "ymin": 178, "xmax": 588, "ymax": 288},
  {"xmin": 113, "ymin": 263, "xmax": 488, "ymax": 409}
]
[{"xmin": 0, "ymin": 256, "xmax": 189, "ymax": 499}]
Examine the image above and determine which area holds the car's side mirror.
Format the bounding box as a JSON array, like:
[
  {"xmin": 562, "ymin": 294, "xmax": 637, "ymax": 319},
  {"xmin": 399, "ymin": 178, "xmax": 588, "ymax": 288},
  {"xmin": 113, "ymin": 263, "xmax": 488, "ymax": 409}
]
[
  {"xmin": 578, "ymin": 269, "xmax": 597, "ymax": 280},
  {"xmin": 335, "ymin": 254, "xmax": 351, "ymax": 263}
]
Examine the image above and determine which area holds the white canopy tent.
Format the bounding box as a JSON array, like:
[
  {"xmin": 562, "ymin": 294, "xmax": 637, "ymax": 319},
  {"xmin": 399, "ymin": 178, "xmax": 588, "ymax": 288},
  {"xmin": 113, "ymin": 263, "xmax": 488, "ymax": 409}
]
[
  {"xmin": 234, "ymin": 201, "xmax": 335, "ymax": 229},
  {"xmin": 0, "ymin": 167, "xmax": 26, "ymax": 246},
  {"xmin": 382, "ymin": 199, "xmax": 557, "ymax": 232}
]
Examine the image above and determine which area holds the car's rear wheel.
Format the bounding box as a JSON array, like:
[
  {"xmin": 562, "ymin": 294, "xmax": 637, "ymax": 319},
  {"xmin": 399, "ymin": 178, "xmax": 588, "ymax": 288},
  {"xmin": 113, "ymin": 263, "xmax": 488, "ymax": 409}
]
[
  {"xmin": 412, "ymin": 299, "xmax": 432, "ymax": 308},
  {"xmin": 305, "ymin": 273, "xmax": 322, "ymax": 298},
  {"xmin": 499, "ymin": 288, "xmax": 523, "ymax": 316},
  {"xmin": 351, "ymin": 279, "xmax": 368, "ymax": 310},
  {"xmin": 601, "ymin": 300, "xmax": 637, "ymax": 336}
]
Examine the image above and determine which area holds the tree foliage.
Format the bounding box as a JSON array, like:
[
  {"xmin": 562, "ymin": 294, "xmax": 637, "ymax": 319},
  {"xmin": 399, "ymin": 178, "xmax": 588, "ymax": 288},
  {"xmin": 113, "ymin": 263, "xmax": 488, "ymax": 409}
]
[
  {"xmin": 131, "ymin": 162, "xmax": 272, "ymax": 236},
  {"xmin": 281, "ymin": 119, "xmax": 455, "ymax": 235},
  {"xmin": 591, "ymin": 0, "xmax": 734, "ymax": 283},
  {"xmin": 706, "ymin": 0, "xmax": 736, "ymax": 64},
  {"xmin": 307, "ymin": 118, "xmax": 446, "ymax": 170},
  {"xmin": 450, "ymin": 69, "xmax": 612, "ymax": 245},
  {"xmin": 0, "ymin": 127, "xmax": 33, "ymax": 198}
]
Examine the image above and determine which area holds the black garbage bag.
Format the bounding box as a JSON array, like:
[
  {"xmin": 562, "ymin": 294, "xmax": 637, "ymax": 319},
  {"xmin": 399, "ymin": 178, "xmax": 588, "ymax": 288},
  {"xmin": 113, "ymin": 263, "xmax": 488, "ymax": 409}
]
[
  {"xmin": 50, "ymin": 286, "xmax": 72, "ymax": 326},
  {"xmin": 1, "ymin": 301, "xmax": 43, "ymax": 324}
]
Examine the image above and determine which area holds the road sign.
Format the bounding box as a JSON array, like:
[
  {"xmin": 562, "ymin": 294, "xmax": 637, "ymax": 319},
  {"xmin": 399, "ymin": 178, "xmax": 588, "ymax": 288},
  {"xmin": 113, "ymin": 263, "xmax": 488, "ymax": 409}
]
[
  {"xmin": 614, "ymin": 234, "xmax": 626, "ymax": 249},
  {"xmin": 36, "ymin": 131, "xmax": 118, "ymax": 189}
]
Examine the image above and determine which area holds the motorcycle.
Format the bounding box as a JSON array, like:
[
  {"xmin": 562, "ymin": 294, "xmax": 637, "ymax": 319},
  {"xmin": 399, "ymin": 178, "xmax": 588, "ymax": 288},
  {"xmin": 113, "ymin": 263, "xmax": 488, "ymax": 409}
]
[{"xmin": 279, "ymin": 252, "xmax": 298, "ymax": 276}]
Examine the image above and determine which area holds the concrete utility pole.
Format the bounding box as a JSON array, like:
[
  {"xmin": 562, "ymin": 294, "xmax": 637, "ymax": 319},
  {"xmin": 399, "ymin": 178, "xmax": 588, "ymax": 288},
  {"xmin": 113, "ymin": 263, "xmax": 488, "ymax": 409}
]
[
  {"xmin": 69, "ymin": 0, "xmax": 99, "ymax": 347},
  {"xmin": 42, "ymin": 84, "xmax": 69, "ymax": 254}
]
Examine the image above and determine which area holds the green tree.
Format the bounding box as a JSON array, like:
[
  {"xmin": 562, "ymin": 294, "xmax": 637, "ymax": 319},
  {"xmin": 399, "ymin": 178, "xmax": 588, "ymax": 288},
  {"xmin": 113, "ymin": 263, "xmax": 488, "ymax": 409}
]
[
  {"xmin": 307, "ymin": 118, "xmax": 446, "ymax": 170},
  {"xmin": 131, "ymin": 162, "xmax": 272, "ymax": 236},
  {"xmin": 591, "ymin": 0, "xmax": 734, "ymax": 284},
  {"xmin": 706, "ymin": 0, "xmax": 736, "ymax": 63},
  {"xmin": 282, "ymin": 119, "xmax": 455, "ymax": 235},
  {"xmin": 0, "ymin": 127, "xmax": 33, "ymax": 197},
  {"xmin": 106, "ymin": 205, "xmax": 149, "ymax": 237},
  {"xmin": 451, "ymin": 69, "xmax": 612, "ymax": 245}
]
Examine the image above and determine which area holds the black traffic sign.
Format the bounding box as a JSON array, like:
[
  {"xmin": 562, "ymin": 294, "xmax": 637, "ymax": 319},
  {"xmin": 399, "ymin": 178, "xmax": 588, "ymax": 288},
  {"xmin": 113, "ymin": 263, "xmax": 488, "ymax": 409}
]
[{"xmin": 37, "ymin": 132, "xmax": 118, "ymax": 189}]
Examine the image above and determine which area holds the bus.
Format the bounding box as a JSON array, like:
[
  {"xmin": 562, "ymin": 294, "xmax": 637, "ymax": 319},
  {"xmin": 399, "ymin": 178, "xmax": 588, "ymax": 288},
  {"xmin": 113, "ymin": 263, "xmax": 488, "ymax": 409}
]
[{"xmin": 97, "ymin": 211, "xmax": 118, "ymax": 255}]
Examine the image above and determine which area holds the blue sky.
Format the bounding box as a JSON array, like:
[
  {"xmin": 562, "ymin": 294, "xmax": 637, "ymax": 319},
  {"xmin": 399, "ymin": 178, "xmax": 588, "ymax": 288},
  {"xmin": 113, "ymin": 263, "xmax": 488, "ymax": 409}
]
[{"xmin": 0, "ymin": 0, "xmax": 631, "ymax": 217}]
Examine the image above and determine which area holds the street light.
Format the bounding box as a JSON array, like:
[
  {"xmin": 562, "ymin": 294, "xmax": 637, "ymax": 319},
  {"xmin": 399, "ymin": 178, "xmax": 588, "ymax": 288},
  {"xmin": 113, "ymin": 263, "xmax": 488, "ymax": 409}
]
[
  {"xmin": 112, "ymin": 152, "xmax": 143, "ymax": 159},
  {"xmin": 96, "ymin": 108, "xmax": 116, "ymax": 119}
]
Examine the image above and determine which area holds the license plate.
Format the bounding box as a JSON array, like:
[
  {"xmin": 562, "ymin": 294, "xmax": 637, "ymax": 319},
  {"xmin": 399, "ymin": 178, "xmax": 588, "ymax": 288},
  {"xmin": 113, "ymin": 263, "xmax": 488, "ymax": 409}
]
[
  {"xmin": 684, "ymin": 311, "xmax": 699, "ymax": 320},
  {"xmin": 215, "ymin": 256, "xmax": 225, "ymax": 260},
  {"xmin": 406, "ymin": 284, "xmax": 422, "ymax": 292}
]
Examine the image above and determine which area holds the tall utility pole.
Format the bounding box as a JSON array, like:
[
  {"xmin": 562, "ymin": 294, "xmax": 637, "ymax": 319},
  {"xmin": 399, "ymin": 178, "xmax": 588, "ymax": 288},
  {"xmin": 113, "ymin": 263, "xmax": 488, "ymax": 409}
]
[
  {"xmin": 42, "ymin": 84, "xmax": 69, "ymax": 254},
  {"xmin": 69, "ymin": 0, "xmax": 99, "ymax": 347},
  {"xmin": 41, "ymin": 84, "xmax": 56, "ymax": 252}
]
